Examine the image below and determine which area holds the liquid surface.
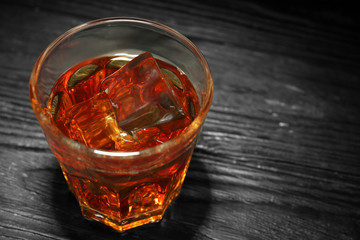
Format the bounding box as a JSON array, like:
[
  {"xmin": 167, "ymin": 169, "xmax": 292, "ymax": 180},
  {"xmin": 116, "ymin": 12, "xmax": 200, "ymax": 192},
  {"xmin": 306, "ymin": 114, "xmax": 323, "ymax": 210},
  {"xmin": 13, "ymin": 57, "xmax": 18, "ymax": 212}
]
[{"xmin": 47, "ymin": 53, "xmax": 199, "ymax": 151}]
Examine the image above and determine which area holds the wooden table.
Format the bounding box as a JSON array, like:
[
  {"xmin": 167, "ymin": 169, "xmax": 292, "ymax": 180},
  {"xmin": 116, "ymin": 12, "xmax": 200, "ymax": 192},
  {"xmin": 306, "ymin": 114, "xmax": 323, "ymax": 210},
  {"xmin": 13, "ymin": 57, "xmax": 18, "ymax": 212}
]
[{"xmin": 1, "ymin": 1, "xmax": 360, "ymax": 239}]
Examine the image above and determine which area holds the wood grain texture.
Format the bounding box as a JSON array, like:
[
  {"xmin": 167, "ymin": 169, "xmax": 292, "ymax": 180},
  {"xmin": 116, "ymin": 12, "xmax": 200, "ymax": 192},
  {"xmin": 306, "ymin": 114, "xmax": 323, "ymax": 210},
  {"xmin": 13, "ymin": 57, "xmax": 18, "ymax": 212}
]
[{"xmin": 1, "ymin": 0, "xmax": 360, "ymax": 239}]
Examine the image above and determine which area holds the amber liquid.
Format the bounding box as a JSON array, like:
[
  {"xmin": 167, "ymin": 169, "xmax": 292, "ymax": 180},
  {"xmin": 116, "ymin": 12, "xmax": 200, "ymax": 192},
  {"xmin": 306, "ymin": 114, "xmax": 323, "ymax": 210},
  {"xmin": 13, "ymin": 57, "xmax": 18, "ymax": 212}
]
[{"xmin": 46, "ymin": 54, "xmax": 199, "ymax": 231}]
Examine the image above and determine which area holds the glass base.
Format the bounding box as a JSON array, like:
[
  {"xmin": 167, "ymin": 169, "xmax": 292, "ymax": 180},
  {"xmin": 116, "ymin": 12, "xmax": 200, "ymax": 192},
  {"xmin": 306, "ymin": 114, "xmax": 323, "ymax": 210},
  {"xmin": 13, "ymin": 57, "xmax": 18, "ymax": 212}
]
[
  {"xmin": 59, "ymin": 150, "xmax": 191, "ymax": 232},
  {"xmin": 80, "ymin": 204, "xmax": 167, "ymax": 232},
  {"xmin": 79, "ymin": 188, "xmax": 181, "ymax": 232}
]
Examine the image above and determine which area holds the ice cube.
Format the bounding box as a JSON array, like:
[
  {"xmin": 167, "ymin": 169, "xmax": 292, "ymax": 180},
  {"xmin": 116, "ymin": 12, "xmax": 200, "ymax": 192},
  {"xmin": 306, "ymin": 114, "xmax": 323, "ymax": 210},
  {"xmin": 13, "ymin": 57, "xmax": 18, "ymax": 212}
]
[
  {"xmin": 62, "ymin": 92, "xmax": 137, "ymax": 150},
  {"xmin": 66, "ymin": 63, "xmax": 105, "ymax": 104},
  {"xmin": 101, "ymin": 52, "xmax": 185, "ymax": 138}
]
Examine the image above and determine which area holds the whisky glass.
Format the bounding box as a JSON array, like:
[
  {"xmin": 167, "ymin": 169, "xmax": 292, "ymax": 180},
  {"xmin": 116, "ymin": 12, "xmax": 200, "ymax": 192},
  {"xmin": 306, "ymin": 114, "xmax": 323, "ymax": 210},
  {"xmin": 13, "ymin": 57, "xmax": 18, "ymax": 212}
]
[{"xmin": 29, "ymin": 17, "xmax": 213, "ymax": 232}]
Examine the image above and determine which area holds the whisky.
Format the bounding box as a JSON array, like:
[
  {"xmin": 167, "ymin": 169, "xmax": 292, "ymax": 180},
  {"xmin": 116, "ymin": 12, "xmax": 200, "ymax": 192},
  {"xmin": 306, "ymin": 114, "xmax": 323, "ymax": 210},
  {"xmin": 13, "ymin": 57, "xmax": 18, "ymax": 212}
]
[
  {"xmin": 46, "ymin": 52, "xmax": 199, "ymax": 231},
  {"xmin": 48, "ymin": 52, "xmax": 198, "ymax": 150}
]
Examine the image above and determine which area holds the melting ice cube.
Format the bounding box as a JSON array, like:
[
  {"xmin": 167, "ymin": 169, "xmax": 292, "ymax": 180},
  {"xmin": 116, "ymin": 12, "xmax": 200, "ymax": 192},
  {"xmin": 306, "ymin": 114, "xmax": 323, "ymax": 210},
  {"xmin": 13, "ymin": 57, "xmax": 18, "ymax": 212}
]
[
  {"xmin": 63, "ymin": 92, "xmax": 137, "ymax": 150},
  {"xmin": 101, "ymin": 52, "xmax": 185, "ymax": 136}
]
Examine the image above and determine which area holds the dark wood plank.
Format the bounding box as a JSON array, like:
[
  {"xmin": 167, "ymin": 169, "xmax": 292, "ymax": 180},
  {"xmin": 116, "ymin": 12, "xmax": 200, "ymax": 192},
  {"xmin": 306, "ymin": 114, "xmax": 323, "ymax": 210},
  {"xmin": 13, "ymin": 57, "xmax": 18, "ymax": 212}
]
[{"xmin": 1, "ymin": 1, "xmax": 360, "ymax": 239}]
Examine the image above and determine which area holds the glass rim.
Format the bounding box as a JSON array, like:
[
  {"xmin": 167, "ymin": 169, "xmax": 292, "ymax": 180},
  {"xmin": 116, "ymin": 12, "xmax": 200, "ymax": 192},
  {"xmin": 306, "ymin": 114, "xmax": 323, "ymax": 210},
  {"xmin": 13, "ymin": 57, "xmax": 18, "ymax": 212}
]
[{"xmin": 29, "ymin": 17, "xmax": 213, "ymax": 160}]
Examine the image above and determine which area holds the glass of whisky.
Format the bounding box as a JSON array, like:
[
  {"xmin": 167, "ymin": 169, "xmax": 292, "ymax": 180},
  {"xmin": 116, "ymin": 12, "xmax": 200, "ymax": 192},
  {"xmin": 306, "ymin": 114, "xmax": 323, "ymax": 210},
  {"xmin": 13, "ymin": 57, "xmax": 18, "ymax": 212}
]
[{"xmin": 29, "ymin": 17, "xmax": 213, "ymax": 232}]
